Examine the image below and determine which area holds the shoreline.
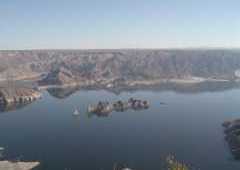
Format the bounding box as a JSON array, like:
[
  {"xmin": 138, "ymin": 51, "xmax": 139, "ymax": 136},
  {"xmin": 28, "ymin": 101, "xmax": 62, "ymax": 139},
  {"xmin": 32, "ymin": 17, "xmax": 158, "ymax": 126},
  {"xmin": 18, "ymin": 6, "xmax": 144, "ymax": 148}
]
[
  {"xmin": 37, "ymin": 78, "xmax": 233, "ymax": 90},
  {"xmin": 0, "ymin": 161, "xmax": 40, "ymax": 170}
]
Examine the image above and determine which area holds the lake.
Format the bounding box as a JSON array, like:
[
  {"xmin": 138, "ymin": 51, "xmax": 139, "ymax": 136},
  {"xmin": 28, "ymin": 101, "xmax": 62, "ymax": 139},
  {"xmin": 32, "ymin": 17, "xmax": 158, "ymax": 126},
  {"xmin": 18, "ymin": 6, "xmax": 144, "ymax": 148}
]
[{"xmin": 1, "ymin": 84, "xmax": 240, "ymax": 170}]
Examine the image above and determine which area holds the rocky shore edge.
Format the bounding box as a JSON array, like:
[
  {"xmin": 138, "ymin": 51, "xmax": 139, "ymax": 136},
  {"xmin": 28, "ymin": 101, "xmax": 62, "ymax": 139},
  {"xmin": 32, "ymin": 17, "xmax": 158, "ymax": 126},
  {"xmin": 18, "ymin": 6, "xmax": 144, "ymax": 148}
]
[{"xmin": 0, "ymin": 161, "xmax": 40, "ymax": 170}]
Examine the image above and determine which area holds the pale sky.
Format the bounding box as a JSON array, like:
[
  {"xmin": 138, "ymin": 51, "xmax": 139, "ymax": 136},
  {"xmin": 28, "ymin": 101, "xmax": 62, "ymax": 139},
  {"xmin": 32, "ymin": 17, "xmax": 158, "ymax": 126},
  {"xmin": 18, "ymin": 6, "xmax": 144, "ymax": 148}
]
[{"xmin": 0, "ymin": 0, "xmax": 240, "ymax": 50}]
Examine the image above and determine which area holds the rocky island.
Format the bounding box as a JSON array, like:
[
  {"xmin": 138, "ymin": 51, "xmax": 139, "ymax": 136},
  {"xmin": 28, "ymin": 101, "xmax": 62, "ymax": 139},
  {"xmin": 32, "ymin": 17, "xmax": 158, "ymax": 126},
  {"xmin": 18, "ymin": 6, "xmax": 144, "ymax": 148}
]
[
  {"xmin": 223, "ymin": 119, "xmax": 240, "ymax": 159},
  {"xmin": 88, "ymin": 98, "xmax": 149, "ymax": 117}
]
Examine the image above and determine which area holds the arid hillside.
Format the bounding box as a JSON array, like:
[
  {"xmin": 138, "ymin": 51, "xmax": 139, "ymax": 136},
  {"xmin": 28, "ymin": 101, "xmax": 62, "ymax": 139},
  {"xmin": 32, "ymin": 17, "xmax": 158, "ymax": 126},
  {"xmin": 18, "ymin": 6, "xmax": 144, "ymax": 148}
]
[{"xmin": 1, "ymin": 49, "xmax": 240, "ymax": 84}]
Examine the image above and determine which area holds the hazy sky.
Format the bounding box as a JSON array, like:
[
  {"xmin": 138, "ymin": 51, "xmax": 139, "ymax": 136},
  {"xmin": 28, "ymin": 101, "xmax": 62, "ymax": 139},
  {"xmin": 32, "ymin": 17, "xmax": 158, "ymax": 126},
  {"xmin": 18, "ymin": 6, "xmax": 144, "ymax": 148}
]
[{"xmin": 0, "ymin": 0, "xmax": 239, "ymax": 49}]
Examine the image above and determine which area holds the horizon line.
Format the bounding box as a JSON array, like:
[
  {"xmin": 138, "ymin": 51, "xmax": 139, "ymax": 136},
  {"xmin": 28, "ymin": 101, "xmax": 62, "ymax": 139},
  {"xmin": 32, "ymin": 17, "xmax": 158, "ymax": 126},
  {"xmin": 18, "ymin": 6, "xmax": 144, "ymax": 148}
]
[{"xmin": 1, "ymin": 46, "xmax": 240, "ymax": 51}]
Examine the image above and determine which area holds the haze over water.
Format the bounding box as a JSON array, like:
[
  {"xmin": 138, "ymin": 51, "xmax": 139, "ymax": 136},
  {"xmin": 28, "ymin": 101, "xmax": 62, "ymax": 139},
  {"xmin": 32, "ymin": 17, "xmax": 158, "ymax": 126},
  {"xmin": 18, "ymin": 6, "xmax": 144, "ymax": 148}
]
[{"xmin": 1, "ymin": 86, "xmax": 240, "ymax": 170}]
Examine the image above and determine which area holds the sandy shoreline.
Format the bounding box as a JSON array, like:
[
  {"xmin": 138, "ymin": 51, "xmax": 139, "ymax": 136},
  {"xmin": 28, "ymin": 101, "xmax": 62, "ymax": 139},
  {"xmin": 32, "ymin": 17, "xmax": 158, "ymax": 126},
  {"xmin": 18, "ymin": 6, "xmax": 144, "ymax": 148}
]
[
  {"xmin": 37, "ymin": 78, "xmax": 232, "ymax": 90},
  {"xmin": 0, "ymin": 77, "xmax": 234, "ymax": 92}
]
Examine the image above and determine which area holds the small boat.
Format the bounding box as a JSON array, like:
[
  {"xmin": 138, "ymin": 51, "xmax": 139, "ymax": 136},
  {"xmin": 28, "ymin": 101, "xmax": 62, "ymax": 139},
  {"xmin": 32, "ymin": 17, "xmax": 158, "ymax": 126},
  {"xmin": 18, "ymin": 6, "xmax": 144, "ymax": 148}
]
[
  {"xmin": 73, "ymin": 108, "xmax": 80, "ymax": 116},
  {"xmin": 0, "ymin": 147, "xmax": 4, "ymax": 151}
]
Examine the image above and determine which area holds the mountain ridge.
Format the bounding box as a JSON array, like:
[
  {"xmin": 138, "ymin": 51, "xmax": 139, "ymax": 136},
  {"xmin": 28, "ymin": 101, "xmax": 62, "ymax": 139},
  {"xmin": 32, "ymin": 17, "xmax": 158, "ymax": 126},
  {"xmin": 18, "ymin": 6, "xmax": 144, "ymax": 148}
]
[{"xmin": 1, "ymin": 49, "xmax": 240, "ymax": 86}]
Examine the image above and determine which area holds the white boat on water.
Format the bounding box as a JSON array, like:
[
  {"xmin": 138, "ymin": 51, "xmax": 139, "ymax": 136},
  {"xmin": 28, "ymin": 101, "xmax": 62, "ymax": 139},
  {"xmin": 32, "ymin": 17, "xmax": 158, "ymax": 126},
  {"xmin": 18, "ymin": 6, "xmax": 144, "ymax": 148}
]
[
  {"xmin": 0, "ymin": 147, "xmax": 4, "ymax": 151},
  {"xmin": 73, "ymin": 108, "xmax": 80, "ymax": 116}
]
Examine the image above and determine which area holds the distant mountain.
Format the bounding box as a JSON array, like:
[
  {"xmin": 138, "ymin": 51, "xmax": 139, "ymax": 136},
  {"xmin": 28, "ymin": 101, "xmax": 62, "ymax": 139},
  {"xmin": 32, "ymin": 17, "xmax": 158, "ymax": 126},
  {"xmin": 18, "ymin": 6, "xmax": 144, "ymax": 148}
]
[{"xmin": 1, "ymin": 49, "xmax": 240, "ymax": 86}]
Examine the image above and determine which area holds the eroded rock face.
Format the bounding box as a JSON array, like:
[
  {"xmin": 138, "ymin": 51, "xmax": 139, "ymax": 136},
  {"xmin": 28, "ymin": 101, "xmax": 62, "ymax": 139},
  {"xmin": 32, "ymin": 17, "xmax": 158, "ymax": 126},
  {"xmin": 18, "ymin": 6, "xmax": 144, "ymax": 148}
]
[
  {"xmin": 0, "ymin": 161, "xmax": 40, "ymax": 170},
  {"xmin": 1, "ymin": 49, "xmax": 240, "ymax": 83},
  {"xmin": 39, "ymin": 67, "xmax": 77, "ymax": 86},
  {"xmin": 0, "ymin": 87, "xmax": 41, "ymax": 104},
  {"xmin": 223, "ymin": 119, "xmax": 240, "ymax": 160}
]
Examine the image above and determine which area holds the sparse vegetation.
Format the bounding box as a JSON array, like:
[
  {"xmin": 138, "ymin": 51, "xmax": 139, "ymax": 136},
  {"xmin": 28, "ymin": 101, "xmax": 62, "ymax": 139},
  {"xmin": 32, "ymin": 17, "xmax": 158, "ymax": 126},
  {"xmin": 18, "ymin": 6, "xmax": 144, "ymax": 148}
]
[{"xmin": 1, "ymin": 50, "xmax": 240, "ymax": 83}]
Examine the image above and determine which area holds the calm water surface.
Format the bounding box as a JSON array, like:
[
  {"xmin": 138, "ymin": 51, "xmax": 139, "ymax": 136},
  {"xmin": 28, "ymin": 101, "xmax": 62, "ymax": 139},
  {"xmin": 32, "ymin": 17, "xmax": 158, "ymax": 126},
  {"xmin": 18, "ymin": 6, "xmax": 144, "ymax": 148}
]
[{"xmin": 0, "ymin": 87, "xmax": 240, "ymax": 170}]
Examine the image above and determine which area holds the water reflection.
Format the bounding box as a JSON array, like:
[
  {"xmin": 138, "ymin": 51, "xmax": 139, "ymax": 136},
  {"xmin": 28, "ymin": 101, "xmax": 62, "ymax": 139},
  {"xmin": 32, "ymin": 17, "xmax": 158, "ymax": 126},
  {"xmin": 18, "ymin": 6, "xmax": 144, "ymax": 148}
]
[
  {"xmin": 1, "ymin": 81, "xmax": 240, "ymax": 114},
  {"xmin": 87, "ymin": 111, "xmax": 111, "ymax": 118},
  {"xmin": 0, "ymin": 102, "xmax": 32, "ymax": 113},
  {"xmin": 1, "ymin": 83, "xmax": 240, "ymax": 170},
  {"xmin": 47, "ymin": 86, "xmax": 80, "ymax": 99},
  {"xmin": 113, "ymin": 81, "xmax": 240, "ymax": 94},
  {"xmin": 47, "ymin": 81, "xmax": 240, "ymax": 99}
]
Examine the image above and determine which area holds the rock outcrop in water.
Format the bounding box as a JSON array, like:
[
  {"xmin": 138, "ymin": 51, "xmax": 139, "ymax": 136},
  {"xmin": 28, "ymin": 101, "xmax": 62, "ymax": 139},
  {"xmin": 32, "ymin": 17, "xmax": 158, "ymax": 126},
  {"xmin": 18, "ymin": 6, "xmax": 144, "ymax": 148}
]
[
  {"xmin": 0, "ymin": 103, "xmax": 32, "ymax": 113},
  {"xmin": 222, "ymin": 119, "xmax": 240, "ymax": 159},
  {"xmin": 87, "ymin": 98, "xmax": 149, "ymax": 117},
  {"xmin": 164, "ymin": 155, "xmax": 194, "ymax": 170}
]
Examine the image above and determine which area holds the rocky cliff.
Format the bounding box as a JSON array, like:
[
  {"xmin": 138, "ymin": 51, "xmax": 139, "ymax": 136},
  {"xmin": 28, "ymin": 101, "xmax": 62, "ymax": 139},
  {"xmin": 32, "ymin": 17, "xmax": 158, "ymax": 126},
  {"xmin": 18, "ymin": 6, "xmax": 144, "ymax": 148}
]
[{"xmin": 1, "ymin": 49, "xmax": 240, "ymax": 85}]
